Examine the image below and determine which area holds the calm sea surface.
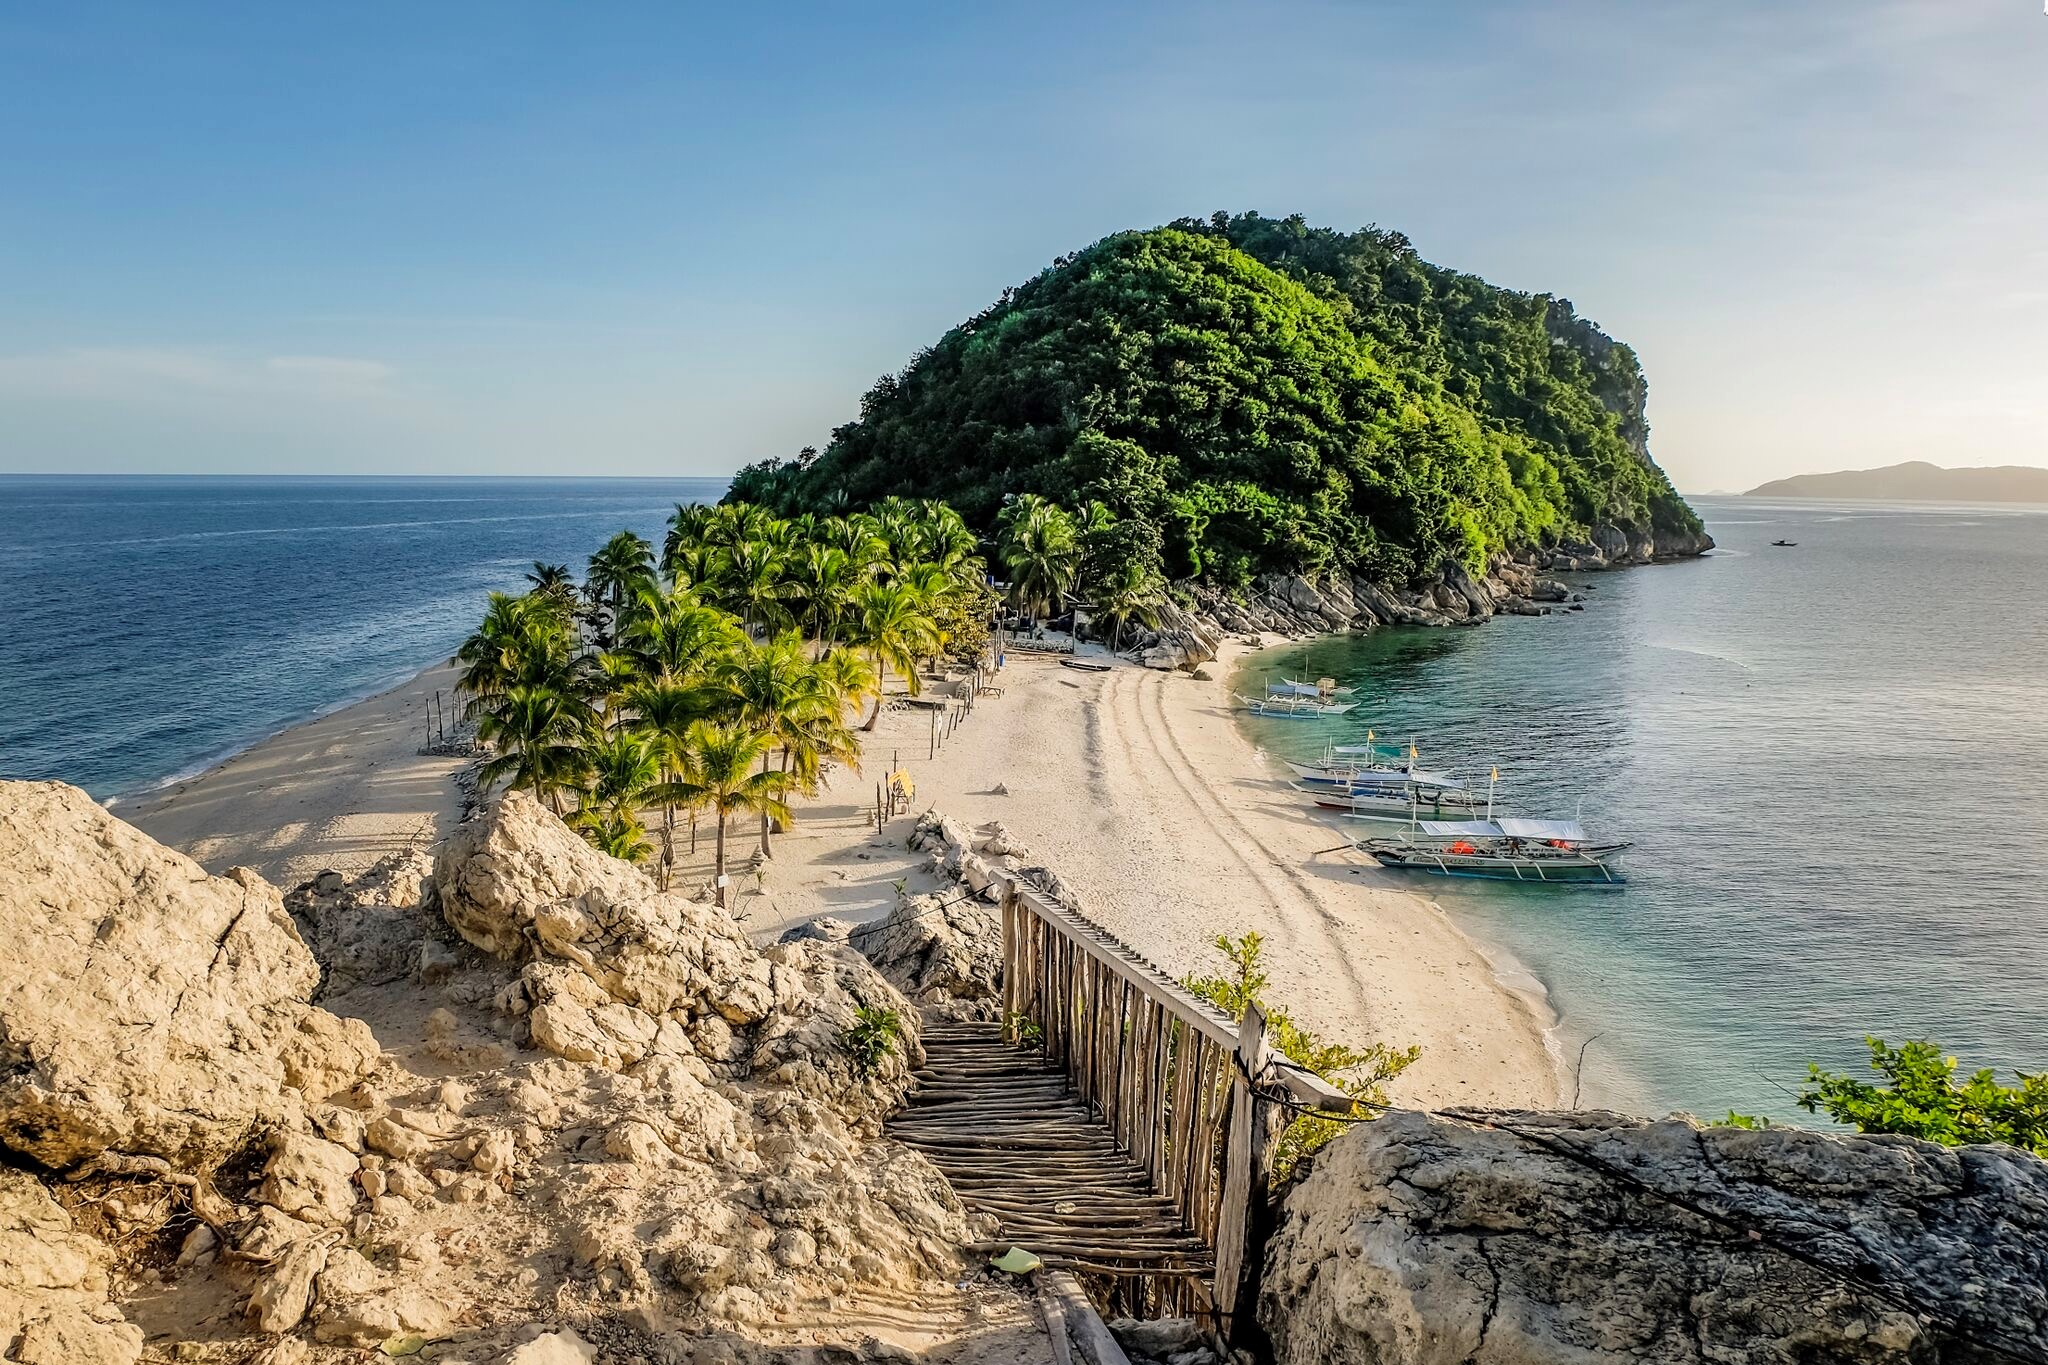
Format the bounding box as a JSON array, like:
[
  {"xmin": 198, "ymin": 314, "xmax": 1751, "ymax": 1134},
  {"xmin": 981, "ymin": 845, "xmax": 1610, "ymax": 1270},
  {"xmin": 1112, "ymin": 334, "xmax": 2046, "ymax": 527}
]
[
  {"xmin": 0, "ymin": 476, "xmax": 725, "ymax": 799},
  {"xmin": 1237, "ymin": 496, "xmax": 2048, "ymax": 1121}
]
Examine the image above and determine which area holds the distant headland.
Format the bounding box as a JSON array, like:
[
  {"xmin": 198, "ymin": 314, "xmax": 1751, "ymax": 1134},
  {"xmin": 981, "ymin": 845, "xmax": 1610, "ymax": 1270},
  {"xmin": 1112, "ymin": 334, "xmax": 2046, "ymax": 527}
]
[{"xmin": 1747, "ymin": 460, "xmax": 2048, "ymax": 504}]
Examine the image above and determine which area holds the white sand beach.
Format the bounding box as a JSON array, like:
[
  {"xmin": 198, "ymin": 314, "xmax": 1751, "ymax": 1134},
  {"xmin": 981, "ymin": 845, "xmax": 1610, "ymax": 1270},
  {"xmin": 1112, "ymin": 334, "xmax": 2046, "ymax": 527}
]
[
  {"xmin": 124, "ymin": 663, "xmax": 472, "ymax": 889},
  {"xmin": 127, "ymin": 642, "xmax": 1560, "ymax": 1109}
]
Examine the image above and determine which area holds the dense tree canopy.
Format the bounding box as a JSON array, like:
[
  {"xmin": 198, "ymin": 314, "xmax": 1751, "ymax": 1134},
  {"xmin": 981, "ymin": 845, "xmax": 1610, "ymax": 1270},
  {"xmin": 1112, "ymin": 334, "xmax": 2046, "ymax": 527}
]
[{"xmin": 731, "ymin": 216, "xmax": 1700, "ymax": 587}]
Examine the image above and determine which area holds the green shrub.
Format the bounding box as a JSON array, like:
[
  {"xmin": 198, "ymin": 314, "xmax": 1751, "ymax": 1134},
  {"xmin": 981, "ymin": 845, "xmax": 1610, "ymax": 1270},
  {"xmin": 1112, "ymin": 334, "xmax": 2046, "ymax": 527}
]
[
  {"xmin": 841, "ymin": 1005, "xmax": 903, "ymax": 1078},
  {"xmin": 1183, "ymin": 931, "xmax": 1419, "ymax": 1176}
]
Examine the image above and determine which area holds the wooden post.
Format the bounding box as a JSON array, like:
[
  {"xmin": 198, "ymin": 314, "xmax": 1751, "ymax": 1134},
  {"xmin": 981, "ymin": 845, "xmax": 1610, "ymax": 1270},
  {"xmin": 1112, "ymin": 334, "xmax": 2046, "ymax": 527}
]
[
  {"xmin": 1211, "ymin": 1003, "xmax": 1284, "ymax": 1348},
  {"xmin": 999, "ymin": 883, "xmax": 1020, "ymax": 1040},
  {"xmin": 929, "ymin": 707, "xmax": 937, "ymax": 759}
]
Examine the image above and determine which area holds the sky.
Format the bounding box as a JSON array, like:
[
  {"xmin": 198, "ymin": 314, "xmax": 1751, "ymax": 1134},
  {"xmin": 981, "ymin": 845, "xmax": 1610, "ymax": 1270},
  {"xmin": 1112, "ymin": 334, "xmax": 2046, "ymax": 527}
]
[{"xmin": 1, "ymin": 1, "xmax": 2043, "ymax": 492}]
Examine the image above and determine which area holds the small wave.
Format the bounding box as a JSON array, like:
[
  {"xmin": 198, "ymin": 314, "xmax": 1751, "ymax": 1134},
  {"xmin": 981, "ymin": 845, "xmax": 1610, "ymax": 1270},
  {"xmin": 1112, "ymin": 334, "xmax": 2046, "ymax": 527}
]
[{"xmin": 1645, "ymin": 640, "xmax": 1756, "ymax": 671}]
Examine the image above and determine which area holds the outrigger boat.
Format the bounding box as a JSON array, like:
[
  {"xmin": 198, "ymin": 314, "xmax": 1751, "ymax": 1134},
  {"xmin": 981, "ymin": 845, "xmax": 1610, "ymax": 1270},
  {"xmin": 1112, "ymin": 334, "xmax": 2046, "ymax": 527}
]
[
  {"xmin": 1299, "ymin": 777, "xmax": 1495, "ymax": 821},
  {"xmin": 1269, "ymin": 676, "xmax": 1358, "ymax": 698},
  {"xmin": 1236, "ymin": 692, "xmax": 1358, "ymax": 719},
  {"xmin": 1358, "ymin": 818, "xmax": 1631, "ymax": 884}
]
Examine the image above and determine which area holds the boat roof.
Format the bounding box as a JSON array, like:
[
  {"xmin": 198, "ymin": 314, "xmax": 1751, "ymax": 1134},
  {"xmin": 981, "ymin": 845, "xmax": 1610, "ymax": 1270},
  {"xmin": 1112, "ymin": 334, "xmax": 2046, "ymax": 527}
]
[
  {"xmin": 1416, "ymin": 820, "xmax": 1504, "ymax": 837},
  {"xmin": 1496, "ymin": 818, "xmax": 1588, "ymax": 841}
]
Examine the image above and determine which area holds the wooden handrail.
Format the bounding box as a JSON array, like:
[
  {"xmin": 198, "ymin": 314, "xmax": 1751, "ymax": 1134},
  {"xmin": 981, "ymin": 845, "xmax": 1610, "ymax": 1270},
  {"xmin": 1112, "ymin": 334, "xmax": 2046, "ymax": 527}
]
[{"xmin": 990, "ymin": 867, "xmax": 1350, "ymax": 1338}]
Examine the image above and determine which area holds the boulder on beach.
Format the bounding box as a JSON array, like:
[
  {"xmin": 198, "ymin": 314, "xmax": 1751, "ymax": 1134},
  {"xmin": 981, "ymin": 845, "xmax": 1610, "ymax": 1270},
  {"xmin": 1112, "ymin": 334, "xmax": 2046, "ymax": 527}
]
[
  {"xmin": 1260, "ymin": 1107, "xmax": 2048, "ymax": 1364},
  {"xmin": 0, "ymin": 780, "xmax": 375, "ymax": 1170}
]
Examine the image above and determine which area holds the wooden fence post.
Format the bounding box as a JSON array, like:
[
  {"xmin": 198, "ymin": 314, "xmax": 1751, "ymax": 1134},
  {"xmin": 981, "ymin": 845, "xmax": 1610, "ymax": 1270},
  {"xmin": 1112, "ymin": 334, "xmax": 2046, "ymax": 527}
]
[{"xmin": 1211, "ymin": 1003, "xmax": 1287, "ymax": 1348}]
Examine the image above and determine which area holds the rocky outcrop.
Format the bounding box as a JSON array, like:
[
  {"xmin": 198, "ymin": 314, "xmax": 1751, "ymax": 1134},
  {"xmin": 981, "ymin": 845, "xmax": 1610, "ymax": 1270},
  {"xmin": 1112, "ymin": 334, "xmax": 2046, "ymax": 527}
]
[
  {"xmin": 850, "ymin": 891, "xmax": 1004, "ymax": 1021},
  {"xmin": 0, "ymin": 784, "xmax": 987, "ymax": 1362},
  {"xmin": 1150, "ymin": 523, "xmax": 1713, "ymax": 665},
  {"xmin": 1260, "ymin": 1108, "xmax": 2048, "ymax": 1364},
  {"xmin": 443, "ymin": 791, "xmax": 924, "ymax": 1120},
  {"xmin": 285, "ymin": 848, "xmax": 441, "ymax": 994},
  {"xmin": 0, "ymin": 781, "xmax": 377, "ymax": 1171},
  {"xmin": 0, "ymin": 1169, "xmax": 142, "ymax": 1365}
]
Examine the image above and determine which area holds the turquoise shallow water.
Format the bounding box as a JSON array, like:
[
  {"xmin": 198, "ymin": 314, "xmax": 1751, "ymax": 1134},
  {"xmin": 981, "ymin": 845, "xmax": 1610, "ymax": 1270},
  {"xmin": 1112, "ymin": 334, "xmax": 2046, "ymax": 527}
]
[
  {"xmin": 1236, "ymin": 496, "xmax": 2048, "ymax": 1120},
  {"xmin": 0, "ymin": 476, "xmax": 726, "ymax": 799}
]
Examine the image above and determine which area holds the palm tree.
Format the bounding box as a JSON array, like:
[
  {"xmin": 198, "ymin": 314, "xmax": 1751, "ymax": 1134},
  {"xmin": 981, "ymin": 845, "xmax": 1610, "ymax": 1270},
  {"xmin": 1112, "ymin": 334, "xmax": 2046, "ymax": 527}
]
[
  {"xmin": 718, "ymin": 633, "xmax": 831, "ymax": 853},
  {"xmin": 790, "ymin": 543, "xmax": 857, "ymax": 657},
  {"xmin": 997, "ymin": 495, "xmax": 1081, "ymax": 621},
  {"xmin": 588, "ymin": 650, "xmax": 641, "ymax": 732},
  {"xmin": 631, "ymin": 679, "xmax": 715, "ymax": 888},
  {"xmin": 673, "ymin": 721, "xmax": 791, "ymax": 908},
  {"xmin": 621, "ymin": 584, "xmax": 744, "ymax": 683},
  {"xmin": 1095, "ymin": 561, "xmax": 1166, "ymax": 654},
  {"xmin": 815, "ymin": 647, "xmax": 880, "ymax": 743},
  {"xmin": 569, "ymin": 727, "xmax": 661, "ymax": 862},
  {"xmin": 662, "ymin": 502, "xmax": 716, "ymax": 577},
  {"xmin": 586, "ymin": 530, "xmax": 657, "ymax": 645},
  {"xmin": 454, "ymin": 592, "xmax": 582, "ymax": 711},
  {"xmin": 475, "ymin": 684, "xmax": 593, "ymax": 812},
  {"xmin": 713, "ymin": 536, "xmax": 796, "ymax": 636},
  {"xmin": 847, "ymin": 581, "xmax": 943, "ymax": 730}
]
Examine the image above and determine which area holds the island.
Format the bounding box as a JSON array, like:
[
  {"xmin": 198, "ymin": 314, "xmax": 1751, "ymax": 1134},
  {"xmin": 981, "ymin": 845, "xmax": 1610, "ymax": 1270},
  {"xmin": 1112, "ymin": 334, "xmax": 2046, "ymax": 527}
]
[{"xmin": 1747, "ymin": 460, "xmax": 2048, "ymax": 504}]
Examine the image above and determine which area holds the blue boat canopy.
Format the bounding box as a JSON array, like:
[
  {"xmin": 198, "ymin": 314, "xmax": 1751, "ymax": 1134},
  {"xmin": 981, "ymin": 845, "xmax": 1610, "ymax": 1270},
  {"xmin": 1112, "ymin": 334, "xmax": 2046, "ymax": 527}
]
[{"xmin": 1496, "ymin": 818, "xmax": 1588, "ymax": 841}]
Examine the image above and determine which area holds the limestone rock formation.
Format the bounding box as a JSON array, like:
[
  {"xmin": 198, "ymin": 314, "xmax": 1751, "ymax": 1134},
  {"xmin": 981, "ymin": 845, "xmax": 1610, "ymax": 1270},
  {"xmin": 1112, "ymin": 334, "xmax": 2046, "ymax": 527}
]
[
  {"xmin": 1260, "ymin": 1108, "xmax": 2048, "ymax": 1365},
  {"xmin": 0, "ymin": 1169, "xmax": 141, "ymax": 1365},
  {"xmin": 850, "ymin": 891, "xmax": 1004, "ymax": 1021},
  {"xmin": 0, "ymin": 781, "xmax": 375, "ymax": 1170},
  {"xmin": 446, "ymin": 792, "xmax": 922, "ymax": 1118},
  {"xmin": 285, "ymin": 847, "xmax": 440, "ymax": 994}
]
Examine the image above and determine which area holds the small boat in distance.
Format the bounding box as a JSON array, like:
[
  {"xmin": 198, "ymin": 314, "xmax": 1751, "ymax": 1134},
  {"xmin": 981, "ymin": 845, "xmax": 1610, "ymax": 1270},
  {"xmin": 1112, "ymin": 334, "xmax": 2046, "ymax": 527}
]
[
  {"xmin": 1237, "ymin": 693, "xmax": 1358, "ymax": 719},
  {"xmin": 1360, "ymin": 818, "xmax": 1631, "ymax": 884},
  {"xmin": 1771, "ymin": 539, "xmax": 1798, "ymax": 547}
]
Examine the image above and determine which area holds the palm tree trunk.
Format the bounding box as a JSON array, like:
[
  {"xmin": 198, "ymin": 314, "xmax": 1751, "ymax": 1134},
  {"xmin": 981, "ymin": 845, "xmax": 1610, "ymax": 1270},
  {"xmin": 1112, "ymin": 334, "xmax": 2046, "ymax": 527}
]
[
  {"xmin": 714, "ymin": 807, "xmax": 728, "ymax": 908},
  {"xmin": 863, "ymin": 648, "xmax": 884, "ymax": 731},
  {"xmin": 658, "ymin": 803, "xmax": 675, "ymax": 891},
  {"xmin": 758, "ymin": 753, "xmax": 773, "ymax": 857}
]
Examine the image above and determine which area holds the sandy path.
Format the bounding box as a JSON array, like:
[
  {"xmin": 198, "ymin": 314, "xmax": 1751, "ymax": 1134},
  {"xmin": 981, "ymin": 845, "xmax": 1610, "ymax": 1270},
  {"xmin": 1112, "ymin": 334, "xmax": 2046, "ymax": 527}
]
[{"xmin": 123, "ymin": 663, "xmax": 470, "ymax": 888}]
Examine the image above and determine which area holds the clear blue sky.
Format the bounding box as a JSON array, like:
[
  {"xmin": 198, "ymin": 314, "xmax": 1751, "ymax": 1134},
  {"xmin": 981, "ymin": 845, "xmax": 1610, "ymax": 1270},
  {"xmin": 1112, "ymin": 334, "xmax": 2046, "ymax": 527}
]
[{"xmin": 2, "ymin": 2, "xmax": 2042, "ymax": 490}]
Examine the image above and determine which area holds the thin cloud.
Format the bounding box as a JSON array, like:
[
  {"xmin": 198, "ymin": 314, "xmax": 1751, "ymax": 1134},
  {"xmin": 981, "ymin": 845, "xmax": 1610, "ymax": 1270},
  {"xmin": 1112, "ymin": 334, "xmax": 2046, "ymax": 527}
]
[{"xmin": 0, "ymin": 347, "xmax": 398, "ymax": 401}]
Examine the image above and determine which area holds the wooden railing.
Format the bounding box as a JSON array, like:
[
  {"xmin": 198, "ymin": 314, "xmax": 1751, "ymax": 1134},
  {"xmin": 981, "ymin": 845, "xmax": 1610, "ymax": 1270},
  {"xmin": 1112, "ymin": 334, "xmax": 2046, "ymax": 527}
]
[{"xmin": 995, "ymin": 874, "xmax": 1348, "ymax": 1339}]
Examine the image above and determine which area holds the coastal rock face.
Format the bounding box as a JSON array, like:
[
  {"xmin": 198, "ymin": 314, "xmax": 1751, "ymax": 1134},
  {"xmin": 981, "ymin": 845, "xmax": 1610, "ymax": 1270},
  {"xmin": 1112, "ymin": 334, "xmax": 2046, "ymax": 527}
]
[
  {"xmin": 0, "ymin": 780, "xmax": 374, "ymax": 1170},
  {"xmin": 1261, "ymin": 1108, "xmax": 2048, "ymax": 1365}
]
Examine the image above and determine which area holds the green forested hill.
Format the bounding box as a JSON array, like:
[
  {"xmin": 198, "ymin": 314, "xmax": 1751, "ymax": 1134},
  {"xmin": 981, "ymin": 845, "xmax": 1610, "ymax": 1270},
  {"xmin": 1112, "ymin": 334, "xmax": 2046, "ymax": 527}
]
[{"xmin": 732, "ymin": 216, "xmax": 1699, "ymax": 587}]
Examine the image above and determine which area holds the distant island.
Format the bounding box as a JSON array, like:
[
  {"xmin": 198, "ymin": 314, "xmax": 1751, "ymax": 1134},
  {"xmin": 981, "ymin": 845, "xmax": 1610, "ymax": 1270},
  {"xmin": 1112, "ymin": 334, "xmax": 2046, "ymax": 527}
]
[{"xmin": 1747, "ymin": 461, "xmax": 2048, "ymax": 504}]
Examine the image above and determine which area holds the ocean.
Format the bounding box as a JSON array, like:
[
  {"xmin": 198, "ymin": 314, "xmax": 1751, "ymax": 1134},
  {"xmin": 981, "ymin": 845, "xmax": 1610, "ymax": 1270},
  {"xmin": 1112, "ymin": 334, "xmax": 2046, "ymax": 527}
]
[
  {"xmin": 1237, "ymin": 496, "xmax": 2048, "ymax": 1122},
  {"xmin": 0, "ymin": 475, "xmax": 726, "ymax": 800}
]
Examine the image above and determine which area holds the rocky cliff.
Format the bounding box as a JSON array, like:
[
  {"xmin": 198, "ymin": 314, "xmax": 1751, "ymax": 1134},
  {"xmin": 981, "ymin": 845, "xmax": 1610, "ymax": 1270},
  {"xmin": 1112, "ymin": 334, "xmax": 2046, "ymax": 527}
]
[
  {"xmin": 0, "ymin": 782, "xmax": 986, "ymax": 1365},
  {"xmin": 1260, "ymin": 1107, "xmax": 2048, "ymax": 1364}
]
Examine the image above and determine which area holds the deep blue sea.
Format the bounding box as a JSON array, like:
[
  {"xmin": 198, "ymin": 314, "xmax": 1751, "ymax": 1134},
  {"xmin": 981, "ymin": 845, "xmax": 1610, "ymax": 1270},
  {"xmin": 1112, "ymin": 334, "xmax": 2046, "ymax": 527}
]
[
  {"xmin": 0, "ymin": 476, "xmax": 725, "ymax": 799},
  {"xmin": 1237, "ymin": 496, "xmax": 2048, "ymax": 1121}
]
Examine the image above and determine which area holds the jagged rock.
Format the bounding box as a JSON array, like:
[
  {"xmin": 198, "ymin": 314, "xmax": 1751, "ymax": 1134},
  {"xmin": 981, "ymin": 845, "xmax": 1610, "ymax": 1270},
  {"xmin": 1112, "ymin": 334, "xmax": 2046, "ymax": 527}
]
[
  {"xmin": 1260, "ymin": 1108, "xmax": 2048, "ymax": 1364},
  {"xmin": 1589, "ymin": 523, "xmax": 1631, "ymax": 561},
  {"xmin": 286, "ymin": 849, "xmax": 437, "ymax": 993},
  {"xmin": 433, "ymin": 790, "xmax": 653, "ymax": 958},
  {"xmin": 0, "ymin": 781, "xmax": 373, "ymax": 1170},
  {"xmin": 850, "ymin": 893, "xmax": 1003, "ymax": 1021},
  {"xmin": 246, "ymin": 1237, "xmax": 332, "ymax": 1334},
  {"xmin": 9, "ymin": 1308, "xmax": 144, "ymax": 1365},
  {"xmin": 1529, "ymin": 577, "xmax": 1570, "ymax": 603},
  {"xmin": 974, "ymin": 821, "xmax": 1027, "ymax": 857},
  {"xmin": 257, "ymin": 1131, "xmax": 362, "ymax": 1224},
  {"xmin": 1, "ymin": 1169, "xmax": 138, "ymax": 1365}
]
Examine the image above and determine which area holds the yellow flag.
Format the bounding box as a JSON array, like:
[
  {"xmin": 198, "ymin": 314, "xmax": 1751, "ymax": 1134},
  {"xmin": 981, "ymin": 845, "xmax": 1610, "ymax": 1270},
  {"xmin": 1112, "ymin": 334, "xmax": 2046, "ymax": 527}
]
[
  {"xmin": 1491, "ymin": 766, "xmax": 1500, "ymax": 782},
  {"xmin": 1410, "ymin": 743, "xmax": 1419, "ymax": 759}
]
